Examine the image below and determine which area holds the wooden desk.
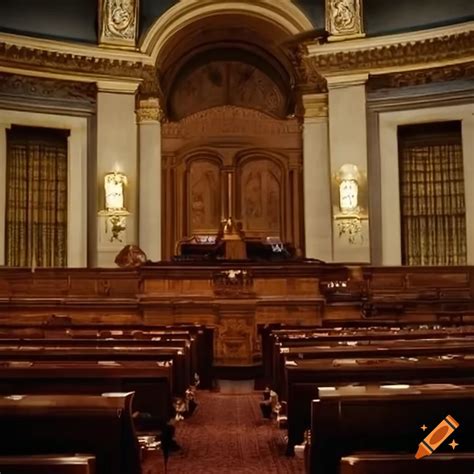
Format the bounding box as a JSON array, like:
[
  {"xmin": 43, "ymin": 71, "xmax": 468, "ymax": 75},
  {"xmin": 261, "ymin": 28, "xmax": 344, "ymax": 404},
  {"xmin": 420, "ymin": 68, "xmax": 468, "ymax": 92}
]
[{"xmin": 310, "ymin": 385, "xmax": 474, "ymax": 474}]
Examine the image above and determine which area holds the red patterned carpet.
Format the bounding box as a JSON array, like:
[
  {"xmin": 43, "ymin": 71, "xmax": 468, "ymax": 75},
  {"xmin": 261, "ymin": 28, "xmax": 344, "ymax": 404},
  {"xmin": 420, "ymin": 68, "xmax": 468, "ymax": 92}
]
[{"xmin": 166, "ymin": 391, "xmax": 304, "ymax": 474}]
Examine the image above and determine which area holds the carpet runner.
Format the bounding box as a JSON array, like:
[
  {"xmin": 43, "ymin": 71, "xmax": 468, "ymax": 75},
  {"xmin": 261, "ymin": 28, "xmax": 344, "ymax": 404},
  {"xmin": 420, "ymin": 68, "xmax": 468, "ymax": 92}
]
[{"xmin": 166, "ymin": 391, "xmax": 304, "ymax": 473}]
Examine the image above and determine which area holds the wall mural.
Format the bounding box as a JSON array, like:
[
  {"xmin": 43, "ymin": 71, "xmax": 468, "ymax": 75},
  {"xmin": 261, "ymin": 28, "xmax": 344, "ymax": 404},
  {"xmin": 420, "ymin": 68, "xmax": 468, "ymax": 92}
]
[
  {"xmin": 239, "ymin": 159, "xmax": 282, "ymax": 236},
  {"xmin": 170, "ymin": 60, "xmax": 287, "ymax": 120},
  {"xmin": 188, "ymin": 158, "xmax": 221, "ymax": 234}
]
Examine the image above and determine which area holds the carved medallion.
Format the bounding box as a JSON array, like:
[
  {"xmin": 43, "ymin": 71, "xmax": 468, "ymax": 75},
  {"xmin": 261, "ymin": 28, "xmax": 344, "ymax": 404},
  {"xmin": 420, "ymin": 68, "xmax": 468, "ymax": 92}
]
[
  {"xmin": 326, "ymin": 0, "xmax": 364, "ymax": 40},
  {"xmin": 99, "ymin": 0, "xmax": 139, "ymax": 49}
]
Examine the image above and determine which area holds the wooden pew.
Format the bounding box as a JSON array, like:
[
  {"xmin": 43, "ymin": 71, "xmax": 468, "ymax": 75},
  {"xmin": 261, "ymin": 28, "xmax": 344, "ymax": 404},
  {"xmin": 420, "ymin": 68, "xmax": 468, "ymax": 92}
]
[
  {"xmin": 274, "ymin": 338, "xmax": 474, "ymax": 398},
  {"xmin": 309, "ymin": 385, "xmax": 474, "ymax": 474},
  {"xmin": 0, "ymin": 393, "xmax": 157, "ymax": 474},
  {"xmin": 0, "ymin": 342, "xmax": 190, "ymax": 397},
  {"xmin": 0, "ymin": 361, "xmax": 173, "ymax": 429},
  {"xmin": 285, "ymin": 355, "xmax": 474, "ymax": 455},
  {"xmin": 0, "ymin": 324, "xmax": 214, "ymax": 389},
  {"xmin": 268, "ymin": 325, "xmax": 474, "ymax": 385},
  {"xmin": 0, "ymin": 454, "xmax": 96, "ymax": 474},
  {"xmin": 340, "ymin": 453, "xmax": 474, "ymax": 474}
]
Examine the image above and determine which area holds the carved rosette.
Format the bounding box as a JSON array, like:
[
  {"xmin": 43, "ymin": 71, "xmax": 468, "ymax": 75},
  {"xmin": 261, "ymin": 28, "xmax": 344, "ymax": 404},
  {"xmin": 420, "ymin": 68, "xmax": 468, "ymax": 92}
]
[
  {"xmin": 99, "ymin": 0, "xmax": 139, "ymax": 49},
  {"xmin": 326, "ymin": 0, "xmax": 365, "ymax": 41},
  {"xmin": 136, "ymin": 98, "xmax": 164, "ymax": 123}
]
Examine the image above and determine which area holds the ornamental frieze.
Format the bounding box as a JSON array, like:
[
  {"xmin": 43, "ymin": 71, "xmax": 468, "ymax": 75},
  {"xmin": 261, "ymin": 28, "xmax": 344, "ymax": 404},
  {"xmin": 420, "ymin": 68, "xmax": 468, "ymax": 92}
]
[
  {"xmin": 0, "ymin": 43, "xmax": 160, "ymax": 96},
  {"xmin": 367, "ymin": 61, "xmax": 474, "ymax": 90},
  {"xmin": 306, "ymin": 30, "xmax": 474, "ymax": 74},
  {"xmin": 0, "ymin": 72, "xmax": 96, "ymax": 104}
]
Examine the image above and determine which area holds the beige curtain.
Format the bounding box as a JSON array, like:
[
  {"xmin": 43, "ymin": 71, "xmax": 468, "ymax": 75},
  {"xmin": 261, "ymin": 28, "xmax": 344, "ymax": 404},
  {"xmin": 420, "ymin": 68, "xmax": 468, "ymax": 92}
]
[
  {"xmin": 6, "ymin": 126, "xmax": 68, "ymax": 267},
  {"xmin": 399, "ymin": 125, "xmax": 466, "ymax": 266}
]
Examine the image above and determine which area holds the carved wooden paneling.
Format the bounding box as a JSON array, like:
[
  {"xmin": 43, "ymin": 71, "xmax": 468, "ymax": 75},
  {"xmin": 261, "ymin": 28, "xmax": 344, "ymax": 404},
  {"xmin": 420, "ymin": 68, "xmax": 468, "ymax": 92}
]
[
  {"xmin": 187, "ymin": 158, "xmax": 222, "ymax": 234},
  {"xmin": 237, "ymin": 157, "xmax": 283, "ymax": 237},
  {"xmin": 169, "ymin": 60, "xmax": 287, "ymax": 120}
]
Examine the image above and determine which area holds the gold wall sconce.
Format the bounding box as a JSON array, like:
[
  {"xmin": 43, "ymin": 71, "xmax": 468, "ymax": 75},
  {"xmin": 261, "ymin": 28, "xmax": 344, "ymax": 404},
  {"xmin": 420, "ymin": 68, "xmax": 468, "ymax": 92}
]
[
  {"xmin": 98, "ymin": 171, "xmax": 130, "ymax": 242},
  {"xmin": 334, "ymin": 163, "xmax": 367, "ymax": 244}
]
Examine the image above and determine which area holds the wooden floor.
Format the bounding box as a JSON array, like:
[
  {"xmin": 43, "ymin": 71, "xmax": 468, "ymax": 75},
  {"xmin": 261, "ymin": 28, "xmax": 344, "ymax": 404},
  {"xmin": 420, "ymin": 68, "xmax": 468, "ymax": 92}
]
[{"xmin": 167, "ymin": 391, "xmax": 304, "ymax": 474}]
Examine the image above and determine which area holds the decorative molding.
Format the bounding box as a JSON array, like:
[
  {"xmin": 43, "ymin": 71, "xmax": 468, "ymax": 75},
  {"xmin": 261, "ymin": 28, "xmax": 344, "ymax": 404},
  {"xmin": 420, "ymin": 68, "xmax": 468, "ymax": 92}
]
[
  {"xmin": 0, "ymin": 41, "xmax": 160, "ymax": 96},
  {"xmin": 97, "ymin": 80, "xmax": 140, "ymax": 94},
  {"xmin": 326, "ymin": 73, "xmax": 368, "ymax": 89},
  {"xmin": 98, "ymin": 0, "xmax": 139, "ymax": 49},
  {"xmin": 306, "ymin": 24, "xmax": 474, "ymax": 75},
  {"xmin": 140, "ymin": 0, "xmax": 314, "ymax": 63},
  {"xmin": 136, "ymin": 97, "xmax": 164, "ymax": 123},
  {"xmin": 162, "ymin": 105, "xmax": 301, "ymax": 138},
  {"xmin": 302, "ymin": 93, "xmax": 328, "ymax": 118},
  {"xmin": 367, "ymin": 62, "xmax": 474, "ymax": 90},
  {"xmin": 326, "ymin": 0, "xmax": 365, "ymax": 42},
  {"xmin": 288, "ymin": 43, "xmax": 328, "ymax": 93},
  {"xmin": 0, "ymin": 72, "xmax": 96, "ymax": 105}
]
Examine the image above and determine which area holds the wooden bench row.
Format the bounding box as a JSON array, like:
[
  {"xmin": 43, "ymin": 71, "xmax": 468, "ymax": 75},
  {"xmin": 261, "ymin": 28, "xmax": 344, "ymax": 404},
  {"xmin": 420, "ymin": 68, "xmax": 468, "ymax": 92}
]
[{"xmin": 0, "ymin": 393, "xmax": 164, "ymax": 474}]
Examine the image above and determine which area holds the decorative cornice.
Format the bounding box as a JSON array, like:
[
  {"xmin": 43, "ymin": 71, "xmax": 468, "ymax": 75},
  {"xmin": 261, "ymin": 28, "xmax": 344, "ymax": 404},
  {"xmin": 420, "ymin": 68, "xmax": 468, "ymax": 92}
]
[
  {"xmin": 302, "ymin": 93, "xmax": 328, "ymax": 118},
  {"xmin": 0, "ymin": 39, "xmax": 160, "ymax": 96},
  {"xmin": 367, "ymin": 61, "xmax": 474, "ymax": 90},
  {"xmin": 136, "ymin": 97, "xmax": 164, "ymax": 123},
  {"xmin": 0, "ymin": 72, "xmax": 97, "ymax": 104},
  {"xmin": 306, "ymin": 23, "xmax": 474, "ymax": 75}
]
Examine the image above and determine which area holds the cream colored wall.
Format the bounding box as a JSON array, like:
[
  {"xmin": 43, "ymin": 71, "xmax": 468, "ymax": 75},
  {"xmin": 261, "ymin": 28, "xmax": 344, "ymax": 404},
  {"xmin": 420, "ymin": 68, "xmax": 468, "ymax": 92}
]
[
  {"xmin": 0, "ymin": 110, "xmax": 88, "ymax": 267},
  {"xmin": 379, "ymin": 103, "xmax": 474, "ymax": 265},
  {"xmin": 96, "ymin": 87, "xmax": 138, "ymax": 267},
  {"xmin": 327, "ymin": 75, "xmax": 371, "ymax": 263}
]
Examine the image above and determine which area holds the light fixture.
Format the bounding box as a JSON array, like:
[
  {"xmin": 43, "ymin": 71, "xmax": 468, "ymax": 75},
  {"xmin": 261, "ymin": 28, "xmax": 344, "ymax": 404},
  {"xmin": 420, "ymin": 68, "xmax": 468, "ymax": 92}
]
[
  {"xmin": 98, "ymin": 171, "xmax": 130, "ymax": 242},
  {"xmin": 334, "ymin": 163, "xmax": 367, "ymax": 244}
]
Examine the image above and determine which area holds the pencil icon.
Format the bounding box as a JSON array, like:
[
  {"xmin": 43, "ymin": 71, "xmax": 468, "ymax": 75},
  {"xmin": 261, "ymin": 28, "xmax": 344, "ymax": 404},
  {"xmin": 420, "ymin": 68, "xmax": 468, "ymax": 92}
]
[{"xmin": 415, "ymin": 415, "xmax": 459, "ymax": 459}]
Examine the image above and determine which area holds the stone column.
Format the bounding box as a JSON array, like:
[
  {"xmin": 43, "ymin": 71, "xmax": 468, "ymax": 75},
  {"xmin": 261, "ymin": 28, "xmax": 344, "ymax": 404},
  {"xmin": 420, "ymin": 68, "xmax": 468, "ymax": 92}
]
[
  {"xmin": 302, "ymin": 93, "xmax": 332, "ymax": 261},
  {"xmin": 137, "ymin": 97, "xmax": 163, "ymax": 262},
  {"xmin": 327, "ymin": 73, "xmax": 370, "ymax": 263},
  {"xmin": 95, "ymin": 81, "xmax": 139, "ymax": 267}
]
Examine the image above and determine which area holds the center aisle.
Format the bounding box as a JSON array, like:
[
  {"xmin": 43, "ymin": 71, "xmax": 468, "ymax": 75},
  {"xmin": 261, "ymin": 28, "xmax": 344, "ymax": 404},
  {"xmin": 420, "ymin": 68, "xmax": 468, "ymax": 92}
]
[{"xmin": 166, "ymin": 391, "xmax": 304, "ymax": 474}]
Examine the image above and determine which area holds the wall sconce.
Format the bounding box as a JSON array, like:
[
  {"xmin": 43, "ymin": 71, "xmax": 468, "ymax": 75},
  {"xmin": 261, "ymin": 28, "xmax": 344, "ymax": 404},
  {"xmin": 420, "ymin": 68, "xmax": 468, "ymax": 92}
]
[
  {"xmin": 334, "ymin": 164, "xmax": 367, "ymax": 244},
  {"xmin": 98, "ymin": 171, "xmax": 130, "ymax": 242}
]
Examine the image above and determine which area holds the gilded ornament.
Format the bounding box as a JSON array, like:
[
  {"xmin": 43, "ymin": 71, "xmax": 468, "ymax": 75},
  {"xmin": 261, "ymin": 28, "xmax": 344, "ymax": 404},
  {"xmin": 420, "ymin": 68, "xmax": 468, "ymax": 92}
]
[
  {"xmin": 99, "ymin": 0, "xmax": 139, "ymax": 48},
  {"xmin": 136, "ymin": 98, "xmax": 164, "ymax": 123},
  {"xmin": 326, "ymin": 0, "xmax": 364, "ymax": 40}
]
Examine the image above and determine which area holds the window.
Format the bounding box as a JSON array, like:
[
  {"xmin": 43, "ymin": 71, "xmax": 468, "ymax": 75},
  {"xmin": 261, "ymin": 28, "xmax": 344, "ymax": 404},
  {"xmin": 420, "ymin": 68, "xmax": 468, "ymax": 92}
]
[
  {"xmin": 398, "ymin": 121, "xmax": 466, "ymax": 265},
  {"xmin": 5, "ymin": 126, "xmax": 68, "ymax": 267}
]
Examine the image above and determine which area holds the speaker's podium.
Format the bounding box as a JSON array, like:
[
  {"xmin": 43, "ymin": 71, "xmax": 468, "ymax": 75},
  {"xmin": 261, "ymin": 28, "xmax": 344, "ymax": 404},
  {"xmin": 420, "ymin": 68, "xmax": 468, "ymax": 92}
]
[
  {"xmin": 164, "ymin": 218, "xmax": 330, "ymax": 374},
  {"xmin": 220, "ymin": 217, "xmax": 247, "ymax": 260}
]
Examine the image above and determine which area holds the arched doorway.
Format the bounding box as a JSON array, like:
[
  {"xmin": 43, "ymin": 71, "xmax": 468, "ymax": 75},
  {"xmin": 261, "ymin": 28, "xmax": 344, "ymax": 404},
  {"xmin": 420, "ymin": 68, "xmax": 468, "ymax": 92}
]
[{"xmin": 150, "ymin": 6, "xmax": 311, "ymax": 259}]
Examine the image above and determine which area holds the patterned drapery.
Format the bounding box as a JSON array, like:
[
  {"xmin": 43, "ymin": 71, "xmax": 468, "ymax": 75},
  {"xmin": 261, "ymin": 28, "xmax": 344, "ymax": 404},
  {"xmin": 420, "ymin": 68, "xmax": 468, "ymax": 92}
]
[
  {"xmin": 6, "ymin": 126, "xmax": 68, "ymax": 267},
  {"xmin": 399, "ymin": 123, "xmax": 466, "ymax": 266}
]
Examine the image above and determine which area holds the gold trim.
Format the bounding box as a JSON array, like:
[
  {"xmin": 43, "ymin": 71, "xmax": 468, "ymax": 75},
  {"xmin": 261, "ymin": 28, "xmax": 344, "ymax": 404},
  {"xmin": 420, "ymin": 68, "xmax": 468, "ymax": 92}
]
[{"xmin": 136, "ymin": 97, "xmax": 164, "ymax": 123}]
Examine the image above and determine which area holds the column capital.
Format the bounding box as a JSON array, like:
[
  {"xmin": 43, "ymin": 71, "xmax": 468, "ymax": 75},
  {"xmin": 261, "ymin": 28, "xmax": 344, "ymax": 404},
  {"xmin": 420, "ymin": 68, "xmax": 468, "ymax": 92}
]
[
  {"xmin": 302, "ymin": 93, "xmax": 328, "ymax": 119},
  {"xmin": 136, "ymin": 97, "xmax": 164, "ymax": 123},
  {"xmin": 326, "ymin": 73, "xmax": 369, "ymax": 90}
]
